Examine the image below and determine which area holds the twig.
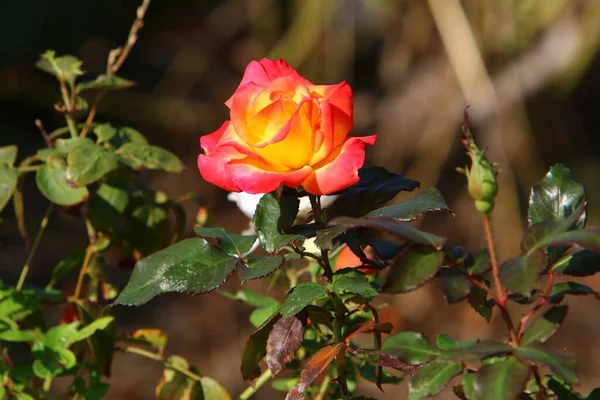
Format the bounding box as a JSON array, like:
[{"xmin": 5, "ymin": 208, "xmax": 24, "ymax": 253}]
[
  {"xmin": 122, "ymin": 346, "xmax": 204, "ymax": 382},
  {"xmin": 80, "ymin": 0, "xmax": 151, "ymax": 137},
  {"xmin": 314, "ymin": 370, "xmax": 332, "ymax": 400},
  {"xmin": 517, "ymin": 272, "xmax": 554, "ymax": 341},
  {"xmin": 238, "ymin": 369, "xmax": 273, "ymax": 400},
  {"xmin": 59, "ymin": 81, "xmax": 79, "ymax": 138},
  {"xmin": 73, "ymin": 246, "xmax": 94, "ymax": 299},
  {"xmin": 16, "ymin": 205, "xmax": 54, "ymax": 291},
  {"xmin": 482, "ymin": 215, "xmax": 518, "ymax": 344},
  {"xmin": 308, "ymin": 194, "xmax": 334, "ymax": 281},
  {"xmin": 35, "ymin": 119, "xmax": 52, "ymax": 147}
]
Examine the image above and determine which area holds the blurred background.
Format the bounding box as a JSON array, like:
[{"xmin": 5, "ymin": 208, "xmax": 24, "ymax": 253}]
[{"xmin": 2, "ymin": 0, "xmax": 600, "ymax": 398}]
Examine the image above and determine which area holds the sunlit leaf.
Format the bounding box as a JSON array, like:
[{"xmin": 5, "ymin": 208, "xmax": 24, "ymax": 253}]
[
  {"xmin": 156, "ymin": 355, "xmax": 204, "ymax": 400},
  {"xmin": 194, "ymin": 227, "xmax": 257, "ymax": 256},
  {"xmin": 254, "ymin": 194, "xmax": 304, "ymax": 253},
  {"xmin": 114, "ymin": 238, "xmax": 240, "ymax": 306},
  {"xmin": 280, "ymin": 283, "xmax": 328, "ymax": 318},
  {"xmin": 130, "ymin": 329, "xmax": 168, "ymax": 354},
  {"xmin": 435, "ymin": 334, "xmax": 478, "ymax": 351},
  {"xmin": 367, "ymin": 186, "xmax": 452, "ymax": 221},
  {"xmin": 240, "ymin": 255, "xmax": 284, "ymax": 282},
  {"xmin": 528, "ymin": 164, "xmax": 586, "ymax": 228},
  {"xmin": 331, "ymin": 269, "xmax": 378, "ymax": 298}
]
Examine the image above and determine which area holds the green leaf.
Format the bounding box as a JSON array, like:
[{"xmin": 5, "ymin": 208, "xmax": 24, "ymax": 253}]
[
  {"xmin": 241, "ymin": 313, "xmax": 280, "ymax": 381},
  {"xmin": 498, "ymin": 251, "xmax": 547, "ymax": 295},
  {"xmin": 367, "ymin": 186, "xmax": 452, "ymax": 221},
  {"xmin": 473, "ymin": 356, "xmax": 530, "ymax": 400},
  {"xmin": 528, "ymin": 164, "xmax": 586, "ymax": 228},
  {"xmin": 408, "ymin": 361, "xmax": 462, "ymax": 400},
  {"xmin": 526, "ymin": 228, "xmax": 600, "ymax": 254},
  {"xmin": 114, "ymin": 238, "xmax": 240, "ymax": 306},
  {"xmin": 47, "ymin": 249, "xmax": 86, "ymax": 288},
  {"xmin": 356, "ymin": 362, "xmax": 404, "ymax": 385},
  {"xmin": 315, "ymin": 225, "xmax": 348, "ymax": 250},
  {"xmin": 156, "ymin": 356, "xmax": 204, "ymax": 400},
  {"xmin": 56, "ymin": 137, "xmax": 95, "ymax": 154},
  {"xmin": 250, "ymin": 304, "xmax": 280, "ymax": 328},
  {"xmin": 36, "ymin": 159, "xmax": 89, "ymax": 206},
  {"xmin": 116, "ymin": 143, "xmax": 183, "ymax": 173},
  {"xmin": 461, "ymin": 371, "xmax": 477, "ymax": 400},
  {"xmin": 521, "ymin": 305, "xmax": 568, "ymax": 345},
  {"xmin": 240, "ymin": 255, "xmax": 284, "ymax": 282},
  {"xmin": 280, "ymin": 283, "xmax": 328, "ymax": 318},
  {"xmin": 331, "ymin": 269, "xmax": 378, "ymax": 298},
  {"xmin": 436, "ymin": 334, "xmax": 477, "ymax": 351},
  {"xmin": 437, "ymin": 267, "xmax": 472, "ymax": 303},
  {"xmin": 67, "ymin": 316, "xmax": 114, "ymax": 346},
  {"xmin": 0, "ymin": 145, "xmax": 17, "ymax": 167},
  {"xmin": 200, "ymin": 376, "xmax": 231, "ymax": 400},
  {"xmin": 36, "ymin": 50, "xmax": 83, "ymax": 84},
  {"xmin": 88, "ymin": 178, "xmax": 129, "ymax": 230},
  {"xmin": 37, "ymin": 148, "xmax": 61, "ymax": 161},
  {"xmin": 221, "ymin": 290, "xmax": 279, "ymax": 309},
  {"xmin": 468, "ymin": 285, "xmax": 493, "ymax": 321},
  {"xmin": 332, "ymin": 166, "xmax": 420, "ymax": 217},
  {"xmin": 193, "ymin": 227, "xmax": 257, "ymax": 256},
  {"xmin": 381, "ymin": 331, "xmax": 440, "ymax": 365},
  {"xmin": 548, "ymin": 282, "xmax": 600, "ymax": 303},
  {"xmin": 92, "ymin": 123, "xmax": 117, "ymax": 143},
  {"xmin": 465, "ymin": 249, "xmax": 491, "ymax": 275},
  {"xmin": 109, "ymin": 127, "xmax": 148, "ymax": 149},
  {"xmin": 436, "ymin": 340, "xmax": 512, "ymax": 362},
  {"xmin": 77, "ymin": 75, "xmax": 136, "ymax": 92},
  {"xmin": 329, "ymin": 217, "xmax": 446, "ymax": 249},
  {"xmin": 0, "ymin": 288, "xmax": 43, "ymax": 321},
  {"xmin": 66, "ymin": 143, "xmax": 119, "ymax": 186},
  {"xmin": 552, "ymin": 250, "xmax": 600, "ymax": 276},
  {"xmin": 516, "ymin": 344, "xmax": 578, "ymax": 384},
  {"xmin": 383, "ymin": 246, "xmax": 444, "ymax": 293},
  {"xmin": 253, "ymin": 194, "xmax": 304, "ymax": 253},
  {"xmin": 0, "ymin": 165, "xmax": 18, "ymax": 213},
  {"xmin": 521, "ymin": 202, "xmax": 586, "ymax": 253}
]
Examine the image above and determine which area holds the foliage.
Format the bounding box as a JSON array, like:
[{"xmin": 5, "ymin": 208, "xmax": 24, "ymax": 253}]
[{"xmin": 2, "ymin": 2, "xmax": 600, "ymax": 400}]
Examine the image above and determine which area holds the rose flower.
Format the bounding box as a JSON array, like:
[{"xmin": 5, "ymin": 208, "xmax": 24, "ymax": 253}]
[{"xmin": 198, "ymin": 58, "xmax": 376, "ymax": 195}]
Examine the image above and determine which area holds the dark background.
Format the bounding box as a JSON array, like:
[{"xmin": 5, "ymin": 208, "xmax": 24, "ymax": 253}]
[{"xmin": 1, "ymin": 0, "xmax": 600, "ymax": 398}]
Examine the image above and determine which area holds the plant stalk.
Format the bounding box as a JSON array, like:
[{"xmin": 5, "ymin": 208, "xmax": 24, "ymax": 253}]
[
  {"xmin": 16, "ymin": 205, "xmax": 54, "ymax": 291},
  {"xmin": 123, "ymin": 346, "xmax": 204, "ymax": 382},
  {"xmin": 238, "ymin": 368, "xmax": 272, "ymax": 400},
  {"xmin": 308, "ymin": 194, "xmax": 334, "ymax": 281},
  {"xmin": 73, "ymin": 246, "xmax": 94, "ymax": 299}
]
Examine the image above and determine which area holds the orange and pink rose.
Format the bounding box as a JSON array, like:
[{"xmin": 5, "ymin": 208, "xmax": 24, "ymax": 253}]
[{"xmin": 197, "ymin": 58, "xmax": 376, "ymax": 195}]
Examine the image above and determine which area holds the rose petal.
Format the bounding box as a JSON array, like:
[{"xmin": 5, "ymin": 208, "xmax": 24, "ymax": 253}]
[
  {"xmin": 311, "ymin": 81, "xmax": 353, "ymax": 121},
  {"xmin": 309, "ymin": 98, "xmax": 353, "ymax": 165},
  {"xmin": 239, "ymin": 59, "xmax": 310, "ymax": 88},
  {"xmin": 302, "ymin": 135, "xmax": 377, "ymax": 195},
  {"xmin": 226, "ymin": 162, "xmax": 313, "ymax": 194}
]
